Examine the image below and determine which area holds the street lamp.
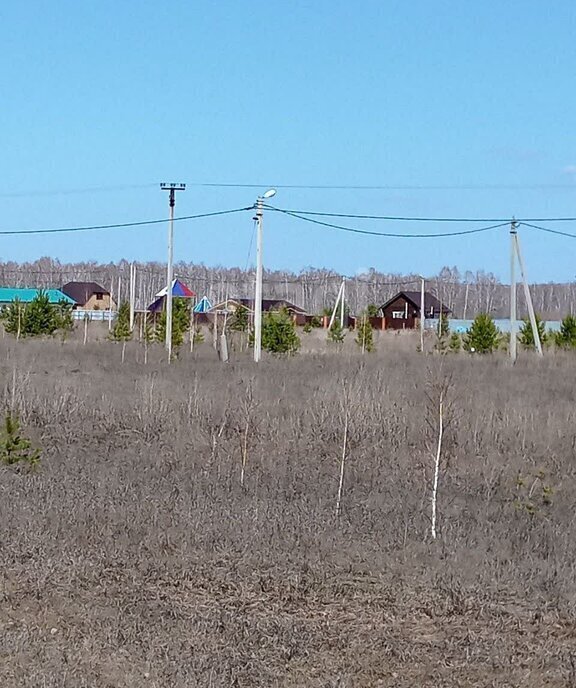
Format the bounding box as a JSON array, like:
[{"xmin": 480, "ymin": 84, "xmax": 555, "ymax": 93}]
[{"xmin": 254, "ymin": 189, "xmax": 276, "ymax": 363}]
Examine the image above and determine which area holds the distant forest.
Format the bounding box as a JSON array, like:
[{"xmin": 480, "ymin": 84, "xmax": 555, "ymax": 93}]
[{"xmin": 0, "ymin": 258, "xmax": 574, "ymax": 319}]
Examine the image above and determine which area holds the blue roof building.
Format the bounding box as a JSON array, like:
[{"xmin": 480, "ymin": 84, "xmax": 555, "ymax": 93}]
[{"xmin": 0, "ymin": 288, "xmax": 75, "ymax": 306}]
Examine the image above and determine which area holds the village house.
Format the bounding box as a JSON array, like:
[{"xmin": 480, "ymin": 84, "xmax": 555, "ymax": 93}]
[
  {"xmin": 210, "ymin": 298, "xmax": 309, "ymax": 324},
  {"xmin": 0, "ymin": 287, "xmax": 75, "ymax": 308},
  {"xmin": 380, "ymin": 291, "xmax": 451, "ymax": 330},
  {"xmin": 61, "ymin": 282, "xmax": 115, "ymax": 311}
]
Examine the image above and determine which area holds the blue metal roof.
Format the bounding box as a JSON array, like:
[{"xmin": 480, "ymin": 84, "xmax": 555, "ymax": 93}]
[
  {"xmin": 0, "ymin": 288, "xmax": 75, "ymax": 305},
  {"xmin": 193, "ymin": 296, "xmax": 213, "ymax": 313}
]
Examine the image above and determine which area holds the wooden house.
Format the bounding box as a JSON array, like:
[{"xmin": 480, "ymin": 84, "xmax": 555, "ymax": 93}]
[
  {"xmin": 210, "ymin": 298, "xmax": 309, "ymax": 324},
  {"xmin": 380, "ymin": 291, "xmax": 451, "ymax": 330},
  {"xmin": 61, "ymin": 282, "xmax": 115, "ymax": 311}
]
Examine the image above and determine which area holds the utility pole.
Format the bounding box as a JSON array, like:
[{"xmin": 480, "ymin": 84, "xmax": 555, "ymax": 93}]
[
  {"xmin": 253, "ymin": 189, "xmax": 276, "ymax": 363},
  {"xmin": 340, "ymin": 278, "xmax": 346, "ymax": 328},
  {"xmin": 328, "ymin": 279, "xmax": 345, "ymax": 330},
  {"xmin": 108, "ymin": 278, "xmax": 114, "ymax": 332},
  {"xmin": 420, "ymin": 276, "xmax": 425, "ymax": 353},
  {"xmin": 160, "ymin": 182, "xmax": 186, "ymax": 362},
  {"xmin": 510, "ymin": 220, "xmax": 518, "ymax": 363},
  {"xmin": 254, "ymin": 197, "xmax": 264, "ymax": 363},
  {"xmin": 514, "ymin": 230, "xmax": 543, "ymax": 357},
  {"xmin": 129, "ymin": 262, "xmax": 136, "ymax": 332}
]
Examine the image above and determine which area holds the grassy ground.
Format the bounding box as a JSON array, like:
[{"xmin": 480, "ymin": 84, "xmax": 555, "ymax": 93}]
[{"xmin": 1, "ymin": 339, "xmax": 576, "ymax": 686}]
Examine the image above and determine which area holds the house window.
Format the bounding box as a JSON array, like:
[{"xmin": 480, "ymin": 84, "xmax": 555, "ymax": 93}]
[
  {"xmin": 96, "ymin": 293, "xmax": 103, "ymax": 301},
  {"xmin": 392, "ymin": 310, "xmax": 405, "ymax": 319}
]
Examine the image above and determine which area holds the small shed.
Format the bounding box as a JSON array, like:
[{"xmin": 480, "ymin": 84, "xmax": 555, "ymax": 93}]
[{"xmin": 380, "ymin": 291, "xmax": 451, "ymax": 330}]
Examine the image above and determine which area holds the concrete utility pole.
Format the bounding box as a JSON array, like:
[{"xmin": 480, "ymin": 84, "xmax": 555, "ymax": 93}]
[
  {"xmin": 253, "ymin": 189, "xmax": 276, "ymax": 363},
  {"xmin": 340, "ymin": 278, "xmax": 346, "ymax": 328},
  {"xmin": 510, "ymin": 220, "xmax": 518, "ymax": 363},
  {"xmin": 509, "ymin": 221, "xmax": 543, "ymax": 361},
  {"xmin": 160, "ymin": 182, "xmax": 186, "ymax": 361},
  {"xmin": 254, "ymin": 198, "xmax": 264, "ymax": 363},
  {"xmin": 129, "ymin": 262, "xmax": 136, "ymax": 332},
  {"xmin": 328, "ymin": 279, "xmax": 345, "ymax": 331},
  {"xmin": 108, "ymin": 278, "xmax": 114, "ymax": 332},
  {"xmin": 514, "ymin": 230, "xmax": 543, "ymax": 357},
  {"xmin": 420, "ymin": 276, "xmax": 425, "ymax": 353}
]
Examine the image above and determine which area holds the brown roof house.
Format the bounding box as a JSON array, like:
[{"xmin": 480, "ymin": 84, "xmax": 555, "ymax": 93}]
[
  {"xmin": 380, "ymin": 291, "xmax": 451, "ymax": 330},
  {"xmin": 61, "ymin": 282, "xmax": 116, "ymax": 311},
  {"xmin": 211, "ymin": 298, "xmax": 307, "ymax": 315},
  {"xmin": 211, "ymin": 298, "xmax": 309, "ymax": 325}
]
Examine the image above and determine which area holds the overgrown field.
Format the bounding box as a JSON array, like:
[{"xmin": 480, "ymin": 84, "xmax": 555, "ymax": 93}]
[{"xmin": 1, "ymin": 340, "xmax": 576, "ymax": 687}]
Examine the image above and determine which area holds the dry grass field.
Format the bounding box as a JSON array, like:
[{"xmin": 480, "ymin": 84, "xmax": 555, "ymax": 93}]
[{"xmin": 1, "ymin": 338, "xmax": 576, "ymax": 686}]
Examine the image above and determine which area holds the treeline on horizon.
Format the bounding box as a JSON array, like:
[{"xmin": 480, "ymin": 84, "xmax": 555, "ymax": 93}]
[{"xmin": 0, "ymin": 258, "xmax": 573, "ymax": 319}]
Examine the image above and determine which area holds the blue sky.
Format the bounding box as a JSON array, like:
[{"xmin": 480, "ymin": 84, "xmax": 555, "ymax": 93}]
[{"xmin": 1, "ymin": 1, "xmax": 575, "ymax": 282}]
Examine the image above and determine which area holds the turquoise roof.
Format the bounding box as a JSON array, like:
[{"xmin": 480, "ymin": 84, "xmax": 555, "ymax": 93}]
[
  {"xmin": 193, "ymin": 296, "xmax": 213, "ymax": 313},
  {"xmin": 0, "ymin": 288, "xmax": 75, "ymax": 305}
]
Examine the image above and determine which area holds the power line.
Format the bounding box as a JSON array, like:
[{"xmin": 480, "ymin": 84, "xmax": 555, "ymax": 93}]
[
  {"xmin": 3, "ymin": 181, "xmax": 576, "ymax": 197},
  {"xmin": 520, "ymin": 222, "xmax": 576, "ymax": 239},
  {"xmin": 1, "ymin": 197, "xmax": 574, "ymax": 251},
  {"xmin": 188, "ymin": 181, "xmax": 576, "ymax": 191},
  {"xmin": 244, "ymin": 219, "xmax": 257, "ymax": 272},
  {"xmin": 0, "ymin": 207, "xmax": 252, "ymax": 236},
  {"xmin": 266, "ymin": 206, "xmax": 508, "ymax": 222},
  {"xmin": 0, "ymin": 183, "xmax": 157, "ymax": 199},
  {"xmin": 265, "ymin": 206, "xmax": 576, "ymax": 223},
  {"xmin": 267, "ymin": 207, "xmax": 510, "ymax": 238}
]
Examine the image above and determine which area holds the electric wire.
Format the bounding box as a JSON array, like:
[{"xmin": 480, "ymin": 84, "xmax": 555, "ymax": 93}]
[
  {"xmin": 244, "ymin": 219, "xmax": 257, "ymax": 272},
  {"xmin": 2, "ymin": 197, "xmax": 576, "ymax": 251},
  {"xmin": 4, "ymin": 181, "xmax": 576, "ymax": 197},
  {"xmin": 0, "ymin": 207, "xmax": 252, "ymax": 236},
  {"xmin": 264, "ymin": 205, "xmax": 576, "ymax": 223},
  {"xmin": 0, "ymin": 183, "xmax": 158, "ymax": 199},
  {"xmin": 520, "ymin": 222, "xmax": 576, "ymax": 239},
  {"xmin": 188, "ymin": 181, "xmax": 576, "ymax": 191},
  {"xmin": 266, "ymin": 206, "xmax": 510, "ymax": 238}
]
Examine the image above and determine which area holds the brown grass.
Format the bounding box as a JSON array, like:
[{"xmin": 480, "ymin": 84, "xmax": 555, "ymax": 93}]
[{"xmin": 1, "ymin": 339, "xmax": 576, "ymax": 686}]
